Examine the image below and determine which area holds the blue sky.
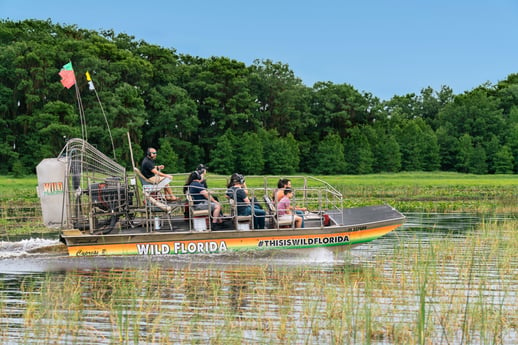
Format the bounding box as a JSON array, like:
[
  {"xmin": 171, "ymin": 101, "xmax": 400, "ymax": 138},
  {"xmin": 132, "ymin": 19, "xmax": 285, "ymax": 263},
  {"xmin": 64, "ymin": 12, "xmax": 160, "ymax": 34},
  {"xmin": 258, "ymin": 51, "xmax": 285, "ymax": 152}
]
[{"xmin": 2, "ymin": 0, "xmax": 517, "ymax": 100}]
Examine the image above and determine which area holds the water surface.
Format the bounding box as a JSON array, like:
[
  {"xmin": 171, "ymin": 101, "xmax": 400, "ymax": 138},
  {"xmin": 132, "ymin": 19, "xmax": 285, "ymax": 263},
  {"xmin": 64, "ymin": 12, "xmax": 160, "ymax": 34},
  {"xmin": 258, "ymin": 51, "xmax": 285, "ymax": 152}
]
[{"xmin": 1, "ymin": 213, "xmax": 516, "ymax": 344}]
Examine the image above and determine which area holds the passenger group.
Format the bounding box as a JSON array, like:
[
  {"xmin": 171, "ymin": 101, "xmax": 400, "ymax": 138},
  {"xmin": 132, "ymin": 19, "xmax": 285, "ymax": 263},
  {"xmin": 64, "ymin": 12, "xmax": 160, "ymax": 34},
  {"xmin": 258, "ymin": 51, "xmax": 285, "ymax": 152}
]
[{"xmin": 141, "ymin": 148, "xmax": 304, "ymax": 229}]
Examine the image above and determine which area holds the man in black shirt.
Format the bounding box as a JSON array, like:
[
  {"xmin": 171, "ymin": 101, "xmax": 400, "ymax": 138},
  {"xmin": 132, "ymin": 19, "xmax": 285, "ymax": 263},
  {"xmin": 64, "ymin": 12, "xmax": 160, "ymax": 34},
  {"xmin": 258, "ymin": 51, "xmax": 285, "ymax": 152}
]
[{"xmin": 141, "ymin": 147, "xmax": 178, "ymax": 201}]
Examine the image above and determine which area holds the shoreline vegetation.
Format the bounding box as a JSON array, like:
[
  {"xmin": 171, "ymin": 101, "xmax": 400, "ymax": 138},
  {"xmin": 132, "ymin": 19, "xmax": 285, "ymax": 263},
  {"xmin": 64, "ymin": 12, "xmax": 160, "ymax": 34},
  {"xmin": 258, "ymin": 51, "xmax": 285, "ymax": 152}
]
[
  {"xmin": 1, "ymin": 171, "xmax": 517, "ymax": 236},
  {"xmin": 2, "ymin": 20, "xmax": 518, "ymax": 179}
]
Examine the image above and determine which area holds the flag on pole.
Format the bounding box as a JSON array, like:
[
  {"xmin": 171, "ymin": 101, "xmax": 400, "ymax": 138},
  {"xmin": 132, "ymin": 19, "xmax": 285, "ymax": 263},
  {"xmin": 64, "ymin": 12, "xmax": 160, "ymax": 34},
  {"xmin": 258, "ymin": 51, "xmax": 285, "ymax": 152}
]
[
  {"xmin": 85, "ymin": 71, "xmax": 95, "ymax": 91},
  {"xmin": 59, "ymin": 62, "xmax": 76, "ymax": 89}
]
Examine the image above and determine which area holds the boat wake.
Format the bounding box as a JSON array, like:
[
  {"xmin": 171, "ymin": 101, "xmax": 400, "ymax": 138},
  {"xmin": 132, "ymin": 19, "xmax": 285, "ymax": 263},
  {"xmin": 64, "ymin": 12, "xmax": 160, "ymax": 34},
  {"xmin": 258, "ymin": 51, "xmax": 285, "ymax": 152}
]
[
  {"xmin": 0, "ymin": 238, "xmax": 65, "ymax": 259},
  {"xmin": 303, "ymin": 247, "xmax": 336, "ymax": 263}
]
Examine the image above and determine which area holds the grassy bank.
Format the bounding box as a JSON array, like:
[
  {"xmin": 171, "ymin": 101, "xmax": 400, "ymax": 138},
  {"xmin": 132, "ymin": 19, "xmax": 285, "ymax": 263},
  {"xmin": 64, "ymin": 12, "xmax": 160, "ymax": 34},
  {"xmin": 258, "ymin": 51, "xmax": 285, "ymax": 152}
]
[
  {"xmin": 327, "ymin": 172, "xmax": 518, "ymax": 213},
  {"xmin": 1, "ymin": 172, "xmax": 517, "ymax": 236}
]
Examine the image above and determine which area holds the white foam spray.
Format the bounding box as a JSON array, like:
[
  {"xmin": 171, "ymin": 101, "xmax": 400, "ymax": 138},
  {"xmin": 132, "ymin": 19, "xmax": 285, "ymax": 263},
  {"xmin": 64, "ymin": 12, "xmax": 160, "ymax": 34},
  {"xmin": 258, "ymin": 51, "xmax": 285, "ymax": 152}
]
[{"xmin": 0, "ymin": 238, "xmax": 61, "ymax": 258}]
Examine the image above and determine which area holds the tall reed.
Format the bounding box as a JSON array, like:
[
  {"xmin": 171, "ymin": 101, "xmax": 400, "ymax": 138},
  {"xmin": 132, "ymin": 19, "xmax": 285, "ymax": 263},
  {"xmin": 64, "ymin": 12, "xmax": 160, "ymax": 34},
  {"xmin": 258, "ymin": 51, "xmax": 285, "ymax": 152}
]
[{"xmin": 1, "ymin": 218, "xmax": 516, "ymax": 344}]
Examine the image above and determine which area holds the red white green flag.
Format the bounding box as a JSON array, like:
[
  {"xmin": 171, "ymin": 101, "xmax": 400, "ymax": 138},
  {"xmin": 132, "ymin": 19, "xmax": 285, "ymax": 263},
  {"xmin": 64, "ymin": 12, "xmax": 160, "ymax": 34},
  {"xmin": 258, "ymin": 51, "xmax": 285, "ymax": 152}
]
[{"xmin": 59, "ymin": 62, "xmax": 76, "ymax": 89}]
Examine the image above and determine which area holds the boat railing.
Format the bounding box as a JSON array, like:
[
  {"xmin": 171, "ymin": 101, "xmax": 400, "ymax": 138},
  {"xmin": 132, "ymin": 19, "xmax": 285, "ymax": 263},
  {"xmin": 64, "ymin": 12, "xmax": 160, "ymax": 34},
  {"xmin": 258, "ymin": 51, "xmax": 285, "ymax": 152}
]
[
  {"xmin": 48, "ymin": 138, "xmax": 343, "ymax": 233},
  {"xmin": 61, "ymin": 165, "xmax": 344, "ymax": 233},
  {"xmin": 171, "ymin": 186, "xmax": 342, "ymax": 231},
  {"xmin": 128, "ymin": 174, "xmax": 344, "ymax": 231},
  {"xmin": 159, "ymin": 173, "xmax": 344, "ymax": 210}
]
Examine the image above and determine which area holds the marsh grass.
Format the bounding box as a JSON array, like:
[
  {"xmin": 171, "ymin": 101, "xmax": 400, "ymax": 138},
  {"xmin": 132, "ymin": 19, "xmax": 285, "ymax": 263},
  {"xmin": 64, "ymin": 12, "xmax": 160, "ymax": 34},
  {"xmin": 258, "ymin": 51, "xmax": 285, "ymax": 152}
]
[
  {"xmin": 1, "ymin": 173, "xmax": 516, "ymax": 343},
  {"xmin": 1, "ymin": 172, "xmax": 517, "ymax": 236},
  {"xmin": 1, "ymin": 218, "xmax": 515, "ymax": 344}
]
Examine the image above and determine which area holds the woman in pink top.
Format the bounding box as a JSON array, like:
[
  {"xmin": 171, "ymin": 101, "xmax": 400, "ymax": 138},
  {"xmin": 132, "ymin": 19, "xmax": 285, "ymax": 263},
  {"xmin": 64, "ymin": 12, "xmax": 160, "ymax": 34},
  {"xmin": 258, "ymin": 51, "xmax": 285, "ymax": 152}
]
[{"xmin": 277, "ymin": 188, "xmax": 303, "ymax": 228}]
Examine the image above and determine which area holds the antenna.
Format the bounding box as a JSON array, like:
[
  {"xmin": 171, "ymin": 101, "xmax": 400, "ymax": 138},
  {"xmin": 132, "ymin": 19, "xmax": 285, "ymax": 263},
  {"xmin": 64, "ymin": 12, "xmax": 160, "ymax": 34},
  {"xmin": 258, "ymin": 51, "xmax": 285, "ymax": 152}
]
[{"xmin": 86, "ymin": 71, "xmax": 116, "ymax": 160}]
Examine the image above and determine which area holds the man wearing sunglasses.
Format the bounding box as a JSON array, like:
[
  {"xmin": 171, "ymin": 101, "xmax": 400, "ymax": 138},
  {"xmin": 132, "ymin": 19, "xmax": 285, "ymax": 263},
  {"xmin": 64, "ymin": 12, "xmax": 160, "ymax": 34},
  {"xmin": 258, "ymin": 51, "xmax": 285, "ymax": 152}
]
[{"xmin": 141, "ymin": 147, "xmax": 178, "ymax": 201}]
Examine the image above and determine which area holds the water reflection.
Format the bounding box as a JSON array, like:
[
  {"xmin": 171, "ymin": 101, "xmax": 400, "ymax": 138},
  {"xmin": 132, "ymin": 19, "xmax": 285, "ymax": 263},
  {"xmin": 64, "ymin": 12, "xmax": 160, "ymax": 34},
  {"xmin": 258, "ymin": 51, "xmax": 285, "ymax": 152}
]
[{"xmin": 0, "ymin": 213, "xmax": 517, "ymax": 344}]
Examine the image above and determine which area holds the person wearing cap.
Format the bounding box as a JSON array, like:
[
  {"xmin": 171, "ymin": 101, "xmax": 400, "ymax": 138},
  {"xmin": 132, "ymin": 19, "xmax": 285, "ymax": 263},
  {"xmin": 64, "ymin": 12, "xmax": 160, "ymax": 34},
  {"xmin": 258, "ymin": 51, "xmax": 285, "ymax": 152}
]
[
  {"xmin": 188, "ymin": 170, "xmax": 223, "ymax": 229},
  {"xmin": 196, "ymin": 164, "xmax": 208, "ymax": 187}
]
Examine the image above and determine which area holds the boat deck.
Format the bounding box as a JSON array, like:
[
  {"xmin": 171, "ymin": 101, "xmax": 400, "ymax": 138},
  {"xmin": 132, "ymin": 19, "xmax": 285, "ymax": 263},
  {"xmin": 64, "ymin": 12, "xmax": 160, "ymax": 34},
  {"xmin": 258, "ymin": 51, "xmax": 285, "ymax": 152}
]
[
  {"xmin": 327, "ymin": 204, "xmax": 405, "ymax": 227},
  {"xmin": 62, "ymin": 204, "xmax": 405, "ymax": 237}
]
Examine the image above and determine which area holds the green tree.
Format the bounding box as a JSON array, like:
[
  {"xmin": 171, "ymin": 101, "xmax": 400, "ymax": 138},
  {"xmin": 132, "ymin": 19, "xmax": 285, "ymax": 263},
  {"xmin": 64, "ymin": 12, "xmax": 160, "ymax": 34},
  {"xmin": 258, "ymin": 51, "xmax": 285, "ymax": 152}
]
[
  {"xmin": 507, "ymin": 111, "xmax": 518, "ymax": 172},
  {"xmin": 418, "ymin": 85, "xmax": 454, "ymax": 129},
  {"xmin": 383, "ymin": 93, "xmax": 420, "ymax": 122},
  {"xmin": 11, "ymin": 160, "xmax": 24, "ymax": 177},
  {"xmin": 144, "ymin": 83, "xmax": 199, "ymax": 167},
  {"xmin": 484, "ymin": 135, "xmax": 501, "ymax": 174},
  {"xmin": 249, "ymin": 59, "xmax": 310, "ymax": 137},
  {"xmin": 297, "ymin": 139, "xmax": 314, "ymax": 173},
  {"xmin": 313, "ymin": 134, "xmax": 346, "ymax": 174},
  {"xmin": 395, "ymin": 119, "xmax": 437, "ymax": 171},
  {"xmin": 493, "ymin": 145, "xmax": 514, "ymax": 174},
  {"xmin": 0, "ymin": 140, "xmax": 17, "ymax": 174},
  {"xmin": 285, "ymin": 133, "xmax": 300, "ymax": 173},
  {"xmin": 436, "ymin": 124, "xmax": 459, "ymax": 171},
  {"xmin": 180, "ymin": 56, "xmax": 258, "ymax": 162},
  {"xmin": 344, "ymin": 126, "xmax": 374, "ymax": 174},
  {"xmin": 369, "ymin": 125, "xmax": 401, "ymax": 173},
  {"xmin": 312, "ymin": 82, "xmax": 371, "ymax": 138},
  {"xmin": 158, "ymin": 138, "xmax": 180, "ymax": 173},
  {"xmin": 237, "ymin": 132, "xmax": 264, "ymax": 175},
  {"xmin": 493, "ymin": 74, "xmax": 518, "ymax": 115},
  {"xmin": 438, "ymin": 88, "xmax": 506, "ymax": 172},
  {"xmin": 420, "ymin": 127, "xmax": 441, "ymax": 171},
  {"xmin": 15, "ymin": 101, "xmax": 81, "ymax": 168},
  {"xmin": 469, "ymin": 144, "xmax": 488, "ymax": 174},
  {"xmin": 456, "ymin": 134, "xmax": 474, "ymax": 173},
  {"xmin": 262, "ymin": 132, "xmax": 299, "ymax": 175},
  {"xmin": 1, "ymin": 19, "xmax": 517, "ymax": 176},
  {"xmin": 457, "ymin": 134, "xmax": 488, "ymax": 174},
  {"xmin": 209, "ymin": 130, "xmax": 235, "ymax": 175}
]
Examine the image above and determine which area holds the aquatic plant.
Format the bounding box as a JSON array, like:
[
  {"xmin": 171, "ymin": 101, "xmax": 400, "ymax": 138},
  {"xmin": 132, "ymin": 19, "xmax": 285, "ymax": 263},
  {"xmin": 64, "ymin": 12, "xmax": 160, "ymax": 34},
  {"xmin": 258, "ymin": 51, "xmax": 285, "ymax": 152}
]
[
  {"xmin": 1, "ymin": 218, "xmax": 514, "ymax": 344},
  {"xmin": 1, "ymin": 173, "xmax": 517, "ymax": 236}
]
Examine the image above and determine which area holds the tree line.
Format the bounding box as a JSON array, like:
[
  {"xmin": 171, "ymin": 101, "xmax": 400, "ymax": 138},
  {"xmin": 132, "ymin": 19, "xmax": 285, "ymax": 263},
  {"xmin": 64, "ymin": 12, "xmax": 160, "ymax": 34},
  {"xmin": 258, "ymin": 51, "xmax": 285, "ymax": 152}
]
[{"xmin": 1, "ymin": 19, "xmax": 517, "ymax": 176}]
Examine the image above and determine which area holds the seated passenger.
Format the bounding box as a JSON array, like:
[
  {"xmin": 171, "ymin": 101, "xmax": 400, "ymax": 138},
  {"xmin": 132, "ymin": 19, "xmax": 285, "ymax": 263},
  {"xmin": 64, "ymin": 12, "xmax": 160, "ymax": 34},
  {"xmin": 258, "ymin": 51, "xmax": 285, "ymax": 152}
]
[
  {"xmin": 226, "ymin": 174, "xmax": 266, "ymax": 229},
  {"xmin": 188, "ymin": 171, "xmax": 222, "ymax": 229},
  {"xmin": 275, "ymin": 178, "xmax": 306, "ymax": 227},
  {"xmin": 277, "ymin": 188, "xmax": 303, "ymax": 228},
  {"xmin": 141, "ymin": 147, "xmax": 178, "ymax": 201},
  {"xmin": 196, "ymin": 164, "xmax": 209, "ymax": 188},
  {"xmin": 274, "ymin": 178, "xmax": 290, "ymax": 203}
]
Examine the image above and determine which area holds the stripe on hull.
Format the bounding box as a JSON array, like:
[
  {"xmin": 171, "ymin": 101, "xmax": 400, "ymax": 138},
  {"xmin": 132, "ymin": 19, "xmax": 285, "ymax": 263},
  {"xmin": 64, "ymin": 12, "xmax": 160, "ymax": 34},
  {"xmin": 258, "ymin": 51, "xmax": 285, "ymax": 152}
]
[{"xmin": 66, "ymin": 224, "xmax": 399, "ymax": 256}]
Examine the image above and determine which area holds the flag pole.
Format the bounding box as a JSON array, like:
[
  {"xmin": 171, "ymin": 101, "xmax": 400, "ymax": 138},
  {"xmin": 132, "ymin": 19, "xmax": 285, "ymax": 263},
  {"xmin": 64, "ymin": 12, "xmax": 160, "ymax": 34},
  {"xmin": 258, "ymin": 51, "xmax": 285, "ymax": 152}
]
[
  {"xmin": 59, "ymin": 61, "xmax": 88, "ymax": 142},
  {"xmin": 74, "ymin": 77, "xmax": 88, "ymax": 142},
  {"xmin": 86, "ymin": 71, "xmax": 116, "ymax": 160}
]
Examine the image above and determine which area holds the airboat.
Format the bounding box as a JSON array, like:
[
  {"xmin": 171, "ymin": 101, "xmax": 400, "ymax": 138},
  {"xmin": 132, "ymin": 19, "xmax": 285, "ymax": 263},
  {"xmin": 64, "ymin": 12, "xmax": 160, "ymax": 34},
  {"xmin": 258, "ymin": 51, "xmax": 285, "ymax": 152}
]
[{"xmin": 36, "ymin": 138, "xmax": 405, "ymax": 257}]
